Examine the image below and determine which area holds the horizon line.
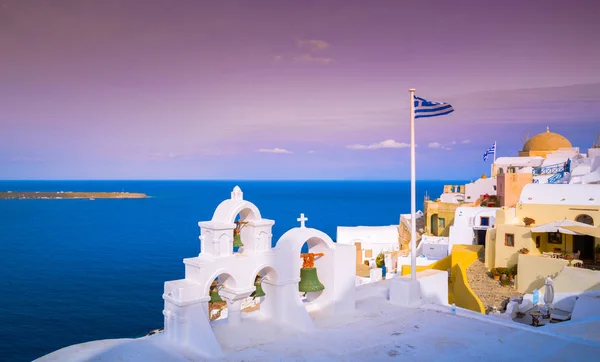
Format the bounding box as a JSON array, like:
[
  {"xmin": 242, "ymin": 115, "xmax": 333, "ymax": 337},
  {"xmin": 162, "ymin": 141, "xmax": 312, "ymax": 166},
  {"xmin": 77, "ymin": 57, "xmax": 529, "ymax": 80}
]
[{"xmin": 0, "ymin": 178, "xmax": 473, "ymax": 182}]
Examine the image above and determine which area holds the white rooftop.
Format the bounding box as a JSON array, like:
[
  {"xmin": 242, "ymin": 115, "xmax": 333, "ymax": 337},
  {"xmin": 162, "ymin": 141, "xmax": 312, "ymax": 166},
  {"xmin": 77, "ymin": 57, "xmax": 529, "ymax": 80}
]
[
  {"xmin": 495, "ymin": 156, "xmax": 544, "ymax": 167},
  {"xmin": 37, "ymin": 280, "xmax": 600, "ymax": 361},
  {"xmin": 336, "ymin": 225, "xmax": 399, "ymax": 245},
  {"xmin": 519, "ymin": 184, "xmax": 600, "ymax": 205}
]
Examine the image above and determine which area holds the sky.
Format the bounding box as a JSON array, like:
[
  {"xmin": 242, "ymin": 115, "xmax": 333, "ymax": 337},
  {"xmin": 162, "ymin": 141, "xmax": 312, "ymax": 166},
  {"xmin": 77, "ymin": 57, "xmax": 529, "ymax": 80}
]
[{"xmin": 1, "ymin": 0, "xmax": 599, "ymax": 180}]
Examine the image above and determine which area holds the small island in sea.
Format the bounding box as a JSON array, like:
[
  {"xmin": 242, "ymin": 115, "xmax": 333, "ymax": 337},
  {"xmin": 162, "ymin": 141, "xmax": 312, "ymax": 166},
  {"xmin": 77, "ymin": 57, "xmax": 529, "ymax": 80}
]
[{"xmin": 0, "ymin": 191, "xmax": 148, "ymax": 199}]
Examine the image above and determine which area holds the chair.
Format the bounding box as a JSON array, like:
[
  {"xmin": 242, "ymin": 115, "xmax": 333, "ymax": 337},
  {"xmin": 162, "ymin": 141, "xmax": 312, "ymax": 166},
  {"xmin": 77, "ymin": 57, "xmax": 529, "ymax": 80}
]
[{"xmin": 573, "ymin": 251, "xmax": 581, "ymax": 259}]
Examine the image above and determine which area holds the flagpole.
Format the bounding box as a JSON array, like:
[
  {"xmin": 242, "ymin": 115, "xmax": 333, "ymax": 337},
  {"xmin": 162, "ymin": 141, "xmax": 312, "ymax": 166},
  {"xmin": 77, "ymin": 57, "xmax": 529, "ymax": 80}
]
[
  {"xmin": 492, "ymin": 141, "xmax": 497, "ymax": 177},
  {"xmin": 409, "ymin": 88, "xmax": 417, "ymax": 281}
]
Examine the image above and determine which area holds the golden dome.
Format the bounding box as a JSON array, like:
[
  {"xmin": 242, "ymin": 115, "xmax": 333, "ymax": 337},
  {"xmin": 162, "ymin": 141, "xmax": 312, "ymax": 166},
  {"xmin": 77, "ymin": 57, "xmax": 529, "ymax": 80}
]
[{"xmin": 522, "ymin": 127, "xmax": 572, "ymax": 152}]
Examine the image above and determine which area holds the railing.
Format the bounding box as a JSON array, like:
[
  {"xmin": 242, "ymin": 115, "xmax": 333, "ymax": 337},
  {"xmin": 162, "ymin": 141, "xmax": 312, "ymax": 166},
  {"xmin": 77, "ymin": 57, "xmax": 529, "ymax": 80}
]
[
  {"xmin": 547, "ymin": 172, "xmax": 564, "ymax": 184},
  {"xmin": 531, "ymin": 159, "xmax": 570, "ymax": 184},
  {"xmin": 532, "ymin": 162, "xmax": 566, "ymax": 175}
]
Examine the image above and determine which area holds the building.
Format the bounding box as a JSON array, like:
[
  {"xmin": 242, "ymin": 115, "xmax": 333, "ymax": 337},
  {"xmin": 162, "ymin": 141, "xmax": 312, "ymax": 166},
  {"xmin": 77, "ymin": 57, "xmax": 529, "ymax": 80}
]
[
  {"xmin": 336, "ymin": 225, "xmax": 400, "ymax": 265},
  {"xmin": 494, "ymin": 128, "xmax": 600, "ymax": 207},
  {"xmin": 449, "ymin": 206, "xmax": 500, "ymax": 251},
  {"xmin": 496, "ymin": 169, "xmax": 533, "ymax": 207},
  {"xmin": 485, "ymin": 183, "xmax": 600, "ymax": 270},
  {"xmin": 398, "ymin": 211, "xmax": 424, "ymax": 250},
  {"xmin": 424, "ymin": 180, "xmax": 494, "ymax": 237},
  {"xmin": 465, "ymin": 175, "xmax": 497, "ymax": 202}
]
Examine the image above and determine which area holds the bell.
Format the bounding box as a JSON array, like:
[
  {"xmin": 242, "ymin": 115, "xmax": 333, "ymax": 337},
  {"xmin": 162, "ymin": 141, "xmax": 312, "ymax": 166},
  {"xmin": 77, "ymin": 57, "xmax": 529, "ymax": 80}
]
[
  {"xmin": 298, "ymin": 267, "xmax": 325, "ymax": 293},
  {"xmin": 250, "ymin": 280, "xmax": 266, "ymax": 298},
  {"xmin": 233, "ymin": 233, "xmax": 244, "ymax": 248},
  {"xmin": 210, "ymin": 288, "xmax": 223, "ymax": 303}
]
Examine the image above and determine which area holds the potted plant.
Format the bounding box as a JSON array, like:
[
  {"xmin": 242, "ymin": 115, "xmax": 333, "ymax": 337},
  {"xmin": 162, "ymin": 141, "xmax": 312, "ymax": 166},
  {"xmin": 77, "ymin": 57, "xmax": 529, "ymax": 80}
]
[
  {"xmin": 518, "ymin": 247, "xmax": 529, "ymax": 254},
  {"xmin": 509, "ymin": 264, "xmax": 518, "ymax": 279},
  {"xmin": 491, "ymin": 268, "xmax": 500, "ymax": 281},
  {"xmin": 523, "ymin": 217, "xmax": 535, "ymax": 226}
]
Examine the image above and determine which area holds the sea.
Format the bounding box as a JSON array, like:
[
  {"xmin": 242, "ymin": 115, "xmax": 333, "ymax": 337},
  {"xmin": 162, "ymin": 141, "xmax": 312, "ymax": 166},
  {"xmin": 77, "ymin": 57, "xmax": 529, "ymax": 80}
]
[{"xmin": 0, "ymin": 180, "xmax": 465, "ymax": 362}]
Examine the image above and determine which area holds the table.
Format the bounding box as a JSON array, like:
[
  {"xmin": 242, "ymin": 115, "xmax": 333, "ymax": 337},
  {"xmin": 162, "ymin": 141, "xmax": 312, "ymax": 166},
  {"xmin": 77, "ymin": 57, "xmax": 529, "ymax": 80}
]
[{"xmin": 530, "ymin": 312, "xmax": 543, "ymax": 327}]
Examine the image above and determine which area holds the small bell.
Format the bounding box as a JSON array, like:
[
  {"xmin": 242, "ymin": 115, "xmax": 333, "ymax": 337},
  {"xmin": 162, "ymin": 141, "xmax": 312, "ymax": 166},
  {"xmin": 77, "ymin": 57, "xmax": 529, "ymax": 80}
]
[
  {"xmin": 251, "ymin": 280, "xmax": 266, "ymax": 298},
  {"xmin": 233, "ymin": 232, "xmax": 244, "ymax": 248},
  {"xmin": 298, "ymin": 267, "xmax": 325, "ymax": 293}
]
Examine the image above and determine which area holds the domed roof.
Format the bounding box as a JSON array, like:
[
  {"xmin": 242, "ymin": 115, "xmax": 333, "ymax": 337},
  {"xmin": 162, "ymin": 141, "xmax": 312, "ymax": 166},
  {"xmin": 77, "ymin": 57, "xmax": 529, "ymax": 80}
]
[{"xmin": 522, "ymin": 127, "xmax": 572, "ymax": 152}]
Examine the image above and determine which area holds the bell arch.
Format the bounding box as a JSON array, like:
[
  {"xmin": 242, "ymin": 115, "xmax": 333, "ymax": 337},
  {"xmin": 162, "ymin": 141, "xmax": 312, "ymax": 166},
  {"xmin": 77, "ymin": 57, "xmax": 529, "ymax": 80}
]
[
  {"xmin": 248, "ymin": 264, "xmax": 278, "ymax": 287},
  {"xmin": 203, "ymin": 270, "xmax": 238, "ymax": 299},
  {"xmin": 199, "ymin": 186, "xmax": 274, "ymax": 257}
]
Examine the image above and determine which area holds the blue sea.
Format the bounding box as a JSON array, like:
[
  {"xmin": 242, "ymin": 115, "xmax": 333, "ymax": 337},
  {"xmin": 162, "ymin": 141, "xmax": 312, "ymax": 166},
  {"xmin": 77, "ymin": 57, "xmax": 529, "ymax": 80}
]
[{"xmin": 0, "ymin": 180, "xmax": 463, "ymax": 362}]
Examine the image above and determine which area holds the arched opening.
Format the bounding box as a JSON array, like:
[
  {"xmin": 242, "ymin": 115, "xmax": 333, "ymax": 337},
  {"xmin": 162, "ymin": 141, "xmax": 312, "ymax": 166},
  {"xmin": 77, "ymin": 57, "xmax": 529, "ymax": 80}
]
[
  {"xmin": 242, "ymin": 265, "xmax": 278, "ymax": 315},
  {"xmin": 299, "ymin": 237, "xmax": 333, "ymax": 308},
  {"xmin": 573, "ymin": 214, "xmax": 595, "ymax": 260},
  {"xmin": 232, "ymin": 207, "xmax": 260, "ymax": 253},
  {"xmin": 206, "ymin": 272, "xmax": 236, "ymax": 322},
  {"xmin": 575, "ymin": 214, "xmax": 594, "ymax": 226}
]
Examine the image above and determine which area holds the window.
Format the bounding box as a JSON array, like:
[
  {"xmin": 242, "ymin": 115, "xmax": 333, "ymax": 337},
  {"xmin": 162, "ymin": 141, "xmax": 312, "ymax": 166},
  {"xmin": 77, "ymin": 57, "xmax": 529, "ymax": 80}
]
[
  {"xmin": 493, "ymin": 185, "xmax": 497, "ymax": 191},
  {"xmin": 439, "ymin": 218, "xmax": 446, "ymax": 228},
  {"xmin": 480, "ymin": 217, "xmax": 490, "ymax": 226},
  {"xmin": 535, "ymin": 236, "xmax": 541, "ymax": 248},
  {"xmin": 505, "ymin": 233, "xmax": 515, "ymax": 247},
  {"xmin": 548, "ymin": 232, "xmax": 562, "ymax": 244}
]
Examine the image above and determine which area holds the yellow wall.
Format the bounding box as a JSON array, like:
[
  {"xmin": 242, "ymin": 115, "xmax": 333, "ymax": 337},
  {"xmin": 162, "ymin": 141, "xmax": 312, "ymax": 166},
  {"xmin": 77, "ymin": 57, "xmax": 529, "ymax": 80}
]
[
  {"xmin": 486, "ymin": 204, "xmax": 600, "ymax": 270},
  {"xmin": 424, "ymin": 200, "xmax": 460, "ymax": 236},
  {"xmin": 517, "ymin": 203, "xmax": 600, "ymax": 226},
  {"xmin": 484, "ymin": 229, "xmax": 496, "ymax": 269},
  {"xmin": 492, "ymin": 224, "xmax": 533, "ymax": 268},
  {"xmin": 518, "ymin": 150, "xmax": 554, "ymax": 158},
  {"xmin": 402, "ymin": 245, "xmax": 486, "ymax": 314},
  {"xmin": 516, "ymin": 254, "xmax": 569, "ymax": 293}
]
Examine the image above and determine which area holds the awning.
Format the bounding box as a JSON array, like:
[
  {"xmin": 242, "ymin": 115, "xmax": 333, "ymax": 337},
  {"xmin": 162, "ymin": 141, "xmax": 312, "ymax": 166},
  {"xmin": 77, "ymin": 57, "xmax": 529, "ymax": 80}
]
[
  {"xmin": 531, "ymin": 219, "xmax": 595, "ymax": 235},
  {"xmin": 561, "ymin": 225, "xmax": 600, "ymax": 238}
]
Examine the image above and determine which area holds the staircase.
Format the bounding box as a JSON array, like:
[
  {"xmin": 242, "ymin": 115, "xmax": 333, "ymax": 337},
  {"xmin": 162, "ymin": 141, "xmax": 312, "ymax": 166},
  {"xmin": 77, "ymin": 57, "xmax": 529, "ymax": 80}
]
[{"xmin": 532, "ymin": 159, "xmax": 571, "ymax": 184}]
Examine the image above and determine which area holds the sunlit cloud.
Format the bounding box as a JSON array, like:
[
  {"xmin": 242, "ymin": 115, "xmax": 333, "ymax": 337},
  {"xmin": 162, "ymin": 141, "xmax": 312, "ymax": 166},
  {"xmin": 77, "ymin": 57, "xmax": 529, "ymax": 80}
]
[
  {"xmin": 293, "ymin": 54, "xmax": 335, "ymax": 64},
  {"xmin": 346, "ymin": 139, "xmax": 411, "ymax": 150},
  {"xmin": 428, "ymin": 142, "xmax": 452, "ymax": 150},
  {"xmin": 297, "ymin": 39, "xmax": 330, "ymax": 52},
  {"xmin": 258, "ymin": 148, "xmax": 293, "ymax": 154}
]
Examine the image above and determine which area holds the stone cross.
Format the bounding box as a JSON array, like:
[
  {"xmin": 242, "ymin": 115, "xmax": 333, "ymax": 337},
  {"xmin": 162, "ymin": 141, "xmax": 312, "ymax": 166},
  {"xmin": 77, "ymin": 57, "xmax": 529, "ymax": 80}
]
[{"xmin": 297, "ymin": 213, "xmax": 308, "ymax": 228}]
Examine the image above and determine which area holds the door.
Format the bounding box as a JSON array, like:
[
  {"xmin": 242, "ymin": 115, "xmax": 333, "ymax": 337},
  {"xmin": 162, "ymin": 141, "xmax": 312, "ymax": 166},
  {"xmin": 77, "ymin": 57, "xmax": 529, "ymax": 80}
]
[
  {"xmin": 431, "ymin": 214, "xmax": 439, "ymax": 236},
  {"xmin": 573, "ymin": 235, "xmax": 595, "ymax": 260},
  {"xmin": 476, "ymin": 229, "xmax": 487, "ymax": 246}
]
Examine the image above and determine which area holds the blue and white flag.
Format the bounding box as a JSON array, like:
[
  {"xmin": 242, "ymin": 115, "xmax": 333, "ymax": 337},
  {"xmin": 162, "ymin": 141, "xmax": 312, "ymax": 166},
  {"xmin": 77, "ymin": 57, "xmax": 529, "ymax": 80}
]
[
  {"xmin": 414, "ymin": 96, "xmax": 454, "ymax": 119},
  {"xmin": 483, "ymin": 142, "xmax": 496, "ymax": 161}
]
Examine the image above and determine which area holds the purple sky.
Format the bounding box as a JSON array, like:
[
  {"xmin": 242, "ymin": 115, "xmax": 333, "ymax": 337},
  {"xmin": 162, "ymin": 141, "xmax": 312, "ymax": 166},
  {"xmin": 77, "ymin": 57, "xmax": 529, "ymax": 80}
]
[{"xmin": 1, "ymin": 0, "xmax": 599, "ymax": 180}]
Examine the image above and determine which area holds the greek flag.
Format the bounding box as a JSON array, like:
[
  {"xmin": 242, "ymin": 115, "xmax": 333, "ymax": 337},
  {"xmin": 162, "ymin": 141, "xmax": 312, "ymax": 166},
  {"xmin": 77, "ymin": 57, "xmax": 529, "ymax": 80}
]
[
  {"xmin": 483, "ymin": 142, "xmax": 496, "ymax": 161},
  {"xmin": 414, "ymin": 96, "xmax": 454, "ymax": 119}
]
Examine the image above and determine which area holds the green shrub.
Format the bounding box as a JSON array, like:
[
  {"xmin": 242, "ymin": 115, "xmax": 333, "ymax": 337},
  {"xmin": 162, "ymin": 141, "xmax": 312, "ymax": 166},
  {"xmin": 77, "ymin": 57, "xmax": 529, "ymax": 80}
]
[
  {"xmin": 496, "ymin": 267, "xmax": 510, "ymax": 275},
  {"xmin": 376, "ymin": 252, "xmax": 385, "ymax": 268}
]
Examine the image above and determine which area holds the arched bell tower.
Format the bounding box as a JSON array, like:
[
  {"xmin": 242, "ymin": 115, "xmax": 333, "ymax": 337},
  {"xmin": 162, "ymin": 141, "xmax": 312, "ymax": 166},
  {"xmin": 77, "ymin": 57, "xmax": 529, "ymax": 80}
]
[{"xmin": 198, "ymin": 186, "xmax": 274, "ymax": 257}]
